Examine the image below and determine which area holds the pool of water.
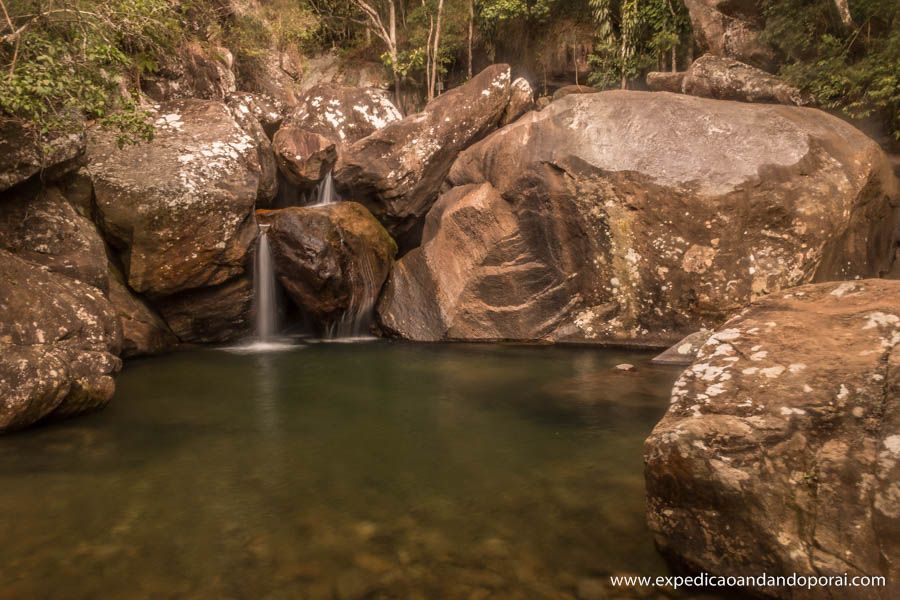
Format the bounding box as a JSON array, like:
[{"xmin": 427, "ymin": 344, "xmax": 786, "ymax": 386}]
[{"xmin": 0, "ymin": 342, "xmax": 712, "ymax": 599}]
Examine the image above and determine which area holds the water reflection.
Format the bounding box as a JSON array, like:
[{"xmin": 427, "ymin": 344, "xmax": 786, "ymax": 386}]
[{"xmin": 0, "ymin": 343, "xmax": 731, "ymax": 599}]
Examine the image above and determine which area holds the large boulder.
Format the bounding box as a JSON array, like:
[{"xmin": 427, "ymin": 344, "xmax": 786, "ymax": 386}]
[
  {"xmin": 0, "ymin": 119, "xmax": 85, "ymax": 192},
  {"xmin": 227, "ymin": 98, "xmax": 279, "ymax": 206},
  {"xmin": 272, "ymin": 128, "xmax": 337, "ymax": 189},
  {"xmin": 260, "ymin": 203, "xmax": 397, "ymax": 331},
  {"xmin": 86, "ymin": 99, "xmax": 259, "ymax": 299},
  {"xmin": 334, "ymin": 64, "xmax": 512, "ymax": 250},
  {"xmin": 155, "ymin": 275, "xmax": 254, "ymax": 344},
  {"xmin": 108, "ymin": 266, "xmax": 178, "ymax": 358},
  {"xmin": 143, "ymin": 43, "xmax": 236, "ymax": 102},
  {"xmin": 644, "ymin": 279, "xmax": 900, "ymax": 599},
  {"xmin": 500, "ymin": 77, "xmax": 535, "ymax": 126},
  {"xmin": 646, "ymin": 71, "xmax": 686, "ymax": 93},
  {"xmin": 0, "ymin": 250, "xmax": 122, "ymax": 432},
  {"xmin": 683, "ymin": 0, "xmax": 776, "ymax": 70},
  {"xmin": 682, "ymin": 54, "xmax": 806, "ymax": 105},
  {"xmin": 0, "ymin": 183, "xmax": 109, "ymax": 293},
  {"xmin": 379, "ymin": 91, "xmax": 899, "ymax": 345},
  {"xmin": 226, "ymin": 92, "xmax": 285, "ymax": 139},
  {"xmin": 284, "ymin": 83, "xmax": 401, "ymax": 151}
]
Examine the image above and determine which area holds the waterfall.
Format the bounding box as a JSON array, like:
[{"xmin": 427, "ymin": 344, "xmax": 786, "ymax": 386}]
[
  {"xmin": 326, "ymin": 252, "xmax": 379, "ymax": 340},
  {"xmin": 312, "ymin": 170, "xmax": 337, "ymax": 206},
  {"xmin": 254, "ymin": 225, "xmax": 277, "ymax": 341}
]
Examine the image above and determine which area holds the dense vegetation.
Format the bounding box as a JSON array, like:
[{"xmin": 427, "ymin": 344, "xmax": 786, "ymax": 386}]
[
  {"xmin": 1, "ymin": 0, "xmax": 898, "ymax": 144},
  {"xmin": 762, "ymin": 0, "xmax": 900, "ymax": 141}
]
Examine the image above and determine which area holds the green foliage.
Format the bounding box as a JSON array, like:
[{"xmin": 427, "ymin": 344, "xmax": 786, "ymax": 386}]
[
  {"xmin": 587, "ymin": 0, "xmax": 690, "ymax": 88},
  {"xmin": 761, "ymin": 0, "xmax": 900, "ymax": 140},
  {"xmin": 0, "ymin": 0, "xmax": 181, "ymax": 146}
]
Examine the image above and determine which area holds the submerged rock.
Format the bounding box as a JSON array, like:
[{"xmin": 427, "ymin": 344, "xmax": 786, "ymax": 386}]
[
  {"xmin": 682, "ymin": 54, "xmax": 807, "ymax": 105},
  {"xmin": 0, "ymin": 184, "xmax": 109, "ymax": 293},
  {"xmin": 334, "ymin": 64, "xmax": 512, "ymax": 250},
  {"xmin": 86, "ymin": 99, "xmax": 259, "ymax": 299},
  {"xmin": 380, "ymin": 90, "xmax": 898, "ymax": 344},
  {"xmin": 651, "ymin": 330, "xmax": 712, "ymax": 365},
  {"xmin": 261, "ymin": 203, "xmax": 397, "ymax": 332},
  {"xmin": 0, "ymin": 250, "xmax": 122, "ymax": 432},
  {"xmin": 644, "ymin": 279, "xmax": 900, "ymax": 599},
  {"xmin": 272, "ymin": 127, "xmax": 337, "ymax": 189}
]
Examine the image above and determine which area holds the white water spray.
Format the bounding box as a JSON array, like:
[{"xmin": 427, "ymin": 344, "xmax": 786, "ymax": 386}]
[{"xmin": 254, "ymin": 224, "xmax": 277, "ymax": 341}]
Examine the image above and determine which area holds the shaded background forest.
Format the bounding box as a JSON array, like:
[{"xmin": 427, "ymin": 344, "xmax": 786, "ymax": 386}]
[{"xmin": 1, "ymin": 0, "xmax": 898, "ymax": 147}]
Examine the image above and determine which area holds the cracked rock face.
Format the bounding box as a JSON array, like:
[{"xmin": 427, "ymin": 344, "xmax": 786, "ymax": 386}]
[
  {"xmin": 0, "ymin": 250, "xmax": 122, "ymax": 432},
  {"xmin": 644, "ymin": 279, "xmax": 900, "ymax": 600},
  {"xmin": 386, "ymin": 90, "xmax": 898, "ymax": 345},
  {"xmin": 0, "ymin": 184, "xmax": 109, "ymax": 293},
  {"xmin": 0, "ymin": 120, "xmax": 85, "ymax": 193},
  {"xmin": 86, "ymin": 99, "xmax": 259, "ymax": 300},
  {"xmin": 272, "ymin": 128, "xmax": 337, "ymax": 189},
  {"xmin": 334, "ymin": 64, "xmax": 512, "ymax": 251},
  {"xmin": 683, "ymin": 0, "xmax": 776, "ymax": 70}
]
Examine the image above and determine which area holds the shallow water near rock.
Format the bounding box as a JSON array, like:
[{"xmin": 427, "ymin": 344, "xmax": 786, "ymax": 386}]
[{"xmin": 0, "ymin": 342, "xmax": 726, "ymax": 599}]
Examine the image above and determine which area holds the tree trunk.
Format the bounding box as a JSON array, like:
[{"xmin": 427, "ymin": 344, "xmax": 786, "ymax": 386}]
[
  {"xmin": 389, "ymin": 2, "xmax": 403, "ymax": 115},
  {"xmin": 467, "ymin": 0, "xmax": 474, "ymax": 80},
  {"xmin": 671, "ymin": 44, "xmax": 677, "ymax": 72},
  {"xmin": 430, "ymin": 0, "xmax": 444, "ymax": 100}
]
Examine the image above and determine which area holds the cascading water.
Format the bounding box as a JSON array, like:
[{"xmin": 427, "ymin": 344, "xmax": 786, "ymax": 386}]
[
  {"xmin": 325, "ymin": 251, "xmax": 379, "ymax": 340},
  {"xmin": 312, "ymin": 170, "xmax": 337, "ymax": 206},
  {"xmin": 253, "ymin": 224, "xmax": 278, "ymax": 341}
]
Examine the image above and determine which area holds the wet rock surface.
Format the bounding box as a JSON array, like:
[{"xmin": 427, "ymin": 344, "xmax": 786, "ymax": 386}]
[
  {"xmin": 0, "ymin": 249, "xmax": 122, "ymax": 432},
  {"xmin": 645, "ymin": 279, "xmax": 900, "ymax": 599},
  {"xmin": 86, "ymin": 99, "xmax": 259, "ymax": 299},
  {"xmin": 155, "ymin": 275, "xmax": 254, "ymax": 344},
  {"xmin": 334, "ymin": 64, "xmax": 512, "ymax": 250},
  {"xmin": 272, "ymin": 128, "xmax": 337, "ymax": 189},
  {"xmin": 0, "ymin": 183, "xmax": 109, "ymax": 293},
  {"xmin": 399, "ymin": 90, "xmax": 898, "ymax": 345},
  {"xmin": 261, "ymin": 203, "xmax": 397, "ymax": 331}
]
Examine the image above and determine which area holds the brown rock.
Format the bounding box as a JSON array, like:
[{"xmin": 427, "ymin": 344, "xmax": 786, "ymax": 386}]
[
  {"xmin": 272, "ymin": 128, "xmax": 337, "ymax": 189},
  {"xmin": 86, "ymin": 99, "xmax": 259, "ymax": 299},
  {"xmin": 650, "ymin": 330, "xmax": 712, "ymax": 365},
  {"xmin": 155, "ymin": 275, "xmax": 253, "ymax": 344},
  {"xmin": 379, "ymin": 91, "xmax": 899, "ymax": 344},
  {"xmin": 500, "ymin": 77, "xmax": 535, "ymax": 126},
  {"xmin": 0, "ymin": 183, "xmax": 109, "ymax": 293},
  {"xmin": 262, "ymin": 203, "xmax": 396, "ymax": 332},
  {"xmin": 143, "ymin": 43, "xmax": 236, "ymax": 102},
  {"xmin": 227, "ymin": 92, "xmax": 285, "ymax": 139},
  {"xmin": 0, "ymin": 249, "xmax": 122, "ymax": 432},
  {"xmin": 0, "ymin": 119, "xmax": 85, "ymax": 192},
  {"xmin": 228, "ymin": 99, "xmax": 279, "ymax": 205},
  {"xmin": 683, "ymin": 0, "xmax": 777, "ymax": 70},
  {"xmin": 334, "ymin": 64, "xmax": 512, "ymax": 250},
  {"xmin": 646, "ymin": 71, "xmax": 686, "ymax": 93},
  {"xmin": 645, "ymin": 279, "xmax": 900, "ymax": 599},
  {"xmin": 551, "ymin": 84, "xmax": 596, "ymax": 101},
  {"xmin": 108, "ymin": 265, "xmax": 178, "ymax": 358},
  {"xmin": 285, "ymin": 83, "xmax": 401, "ymax": 151},
  {"xmin": 682, "ymin": 54, "xmax": 807, "ymax": 105}
]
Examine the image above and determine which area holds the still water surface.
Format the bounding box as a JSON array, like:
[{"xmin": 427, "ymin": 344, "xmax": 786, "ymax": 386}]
[{"xmin": 0, "ymin": 342, "xmax": 717, "ymax": 599}]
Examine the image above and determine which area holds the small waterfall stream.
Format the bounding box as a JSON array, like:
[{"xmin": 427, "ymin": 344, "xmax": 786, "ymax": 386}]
[
  {"xmin": 253, "ymin": 225, "xmax": 278, "ymax": 341},
  {"xmin": 325, "ymin": 252, "xmax": 379, "ymax": 340},
  {"xmin": 311, "ymin": 170, "xmax": 337, "ymax": 206}
]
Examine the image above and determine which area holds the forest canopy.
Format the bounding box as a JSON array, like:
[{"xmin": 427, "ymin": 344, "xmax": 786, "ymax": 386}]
[{"xmin": 1, "ymin": 0, "xmax": 898, "ymax": 142}]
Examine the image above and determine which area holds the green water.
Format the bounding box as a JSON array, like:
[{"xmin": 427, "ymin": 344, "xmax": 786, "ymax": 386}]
[{"xmin": 0, "ymin": 342, "xmax": 697, "ymax": 599}]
